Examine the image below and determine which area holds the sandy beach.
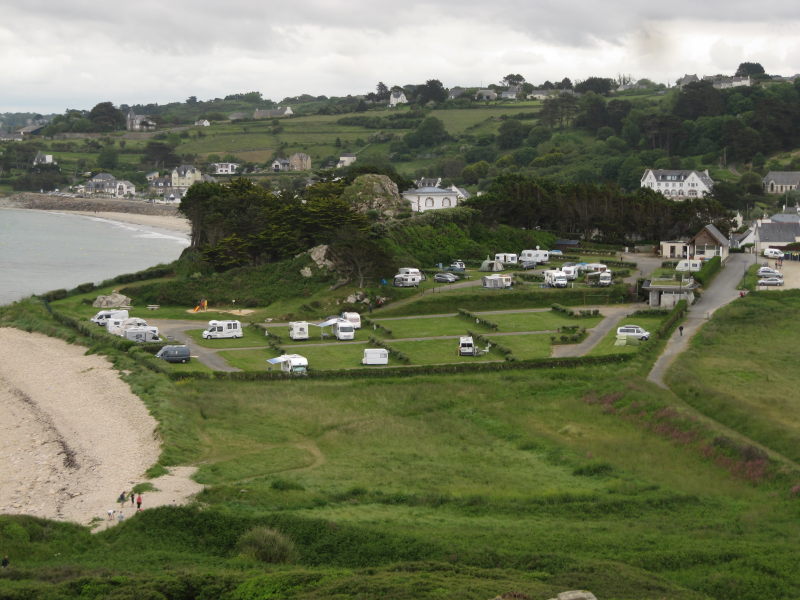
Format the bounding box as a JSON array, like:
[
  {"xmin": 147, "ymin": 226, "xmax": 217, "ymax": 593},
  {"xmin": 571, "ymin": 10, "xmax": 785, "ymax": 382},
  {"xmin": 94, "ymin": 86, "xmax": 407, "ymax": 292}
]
[
  {"xmin": 68, "ymin": 211, "xmax": 191, "ymax": 235},
  {"xmin": 0, "ymin": 328, "xmax": 202, "ymax": 527}
]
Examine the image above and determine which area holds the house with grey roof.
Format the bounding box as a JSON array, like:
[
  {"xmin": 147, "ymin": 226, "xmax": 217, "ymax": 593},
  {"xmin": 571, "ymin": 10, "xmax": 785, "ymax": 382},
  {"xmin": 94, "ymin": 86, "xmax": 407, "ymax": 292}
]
[
  {"xmin": 337, "ymin": 153, "xmax": 357, "ymax": 168},
  {"xmin": 762, "ymin": 171, "xmax": 800, "ymax": 194},
  {"xmin": 475, "ymin": 89, "xmax": 498, "ymax": 101},
  {"xmin": 388, "ymin": 91, "xmax": 408, "ymax": 107},
  {"xmin": 688, "ymin": 223, "xmax": 729, "ymax": 261},
  {"xmin": 447, "ymin": 87, "xmax": 466, "ymax": 100},
  {"xmin": 126, "ymin": 110, "xmax": 156, "ymax": 132},
  {"xmin": 641, "ymin": 169, "xmax": 714, "ymax": 200},
  {"xmin": 754, "ymin": 220, "xmax": 800, "ymax": 255},
  {"xmin": 676, "ymin": 74, "xmax": 699, "ymax": 88},
  {"xmin": 402, "ymin": 185, "xmax": 462, "ymax": 213}
]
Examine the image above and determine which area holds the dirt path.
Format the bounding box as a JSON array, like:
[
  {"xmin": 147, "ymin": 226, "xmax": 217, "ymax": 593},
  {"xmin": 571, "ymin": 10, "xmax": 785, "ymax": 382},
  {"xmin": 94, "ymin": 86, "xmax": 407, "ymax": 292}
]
[{"xmin": 551, "ymin": 306, "xmax": 638, "ymax": 358}]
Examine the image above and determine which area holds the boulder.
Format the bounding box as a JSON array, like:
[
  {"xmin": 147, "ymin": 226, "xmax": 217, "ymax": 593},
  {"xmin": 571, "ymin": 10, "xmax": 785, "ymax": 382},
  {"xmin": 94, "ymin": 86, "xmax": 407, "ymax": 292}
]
[
  {"xmin": 92, "ymin": 292, "xmax": 132, "ymax": 308},
  {"xmin": 340, "ymin": 174, "xmax": 409, "ymax": 221},
  {"xmin": 308, "ymin": 245, "xmax": 335, "ymax": 270},
  {"xmin": 546, "ymin": 591, "xmax": 598, "ymax": 600}
]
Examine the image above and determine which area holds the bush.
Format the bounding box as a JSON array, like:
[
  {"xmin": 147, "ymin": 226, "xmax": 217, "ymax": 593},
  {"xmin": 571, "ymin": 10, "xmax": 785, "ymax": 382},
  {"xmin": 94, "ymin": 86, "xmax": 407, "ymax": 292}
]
[
  {"xmin": 236, "ymin": 526, "xmax": 298, "ymax": 564},
  {"xmin": 694, "ymin": 256, "xmax": 721, "ymax": 287}
]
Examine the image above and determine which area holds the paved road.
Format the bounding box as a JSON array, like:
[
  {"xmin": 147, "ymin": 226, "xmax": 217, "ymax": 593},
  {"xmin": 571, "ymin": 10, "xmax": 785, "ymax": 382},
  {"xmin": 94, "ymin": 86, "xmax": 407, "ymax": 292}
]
[
  {"xmin": 551, "ymin": 305, "xmax": 639, "ymax": 358},
  {"xmin": 150, "ymin": 319, "xmax": 241, "ymax": 372},
  {"xmin": 647, "ymin": 253, "xmax": 755, "ymax": 388}
]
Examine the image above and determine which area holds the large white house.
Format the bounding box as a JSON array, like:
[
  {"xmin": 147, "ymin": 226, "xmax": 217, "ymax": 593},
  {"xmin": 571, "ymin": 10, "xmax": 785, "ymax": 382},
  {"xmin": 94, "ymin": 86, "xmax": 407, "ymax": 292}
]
[
  {"xmin": 402, "ymin": 185, "xmax": 468, "ymax": 213},
  {"xmin": 640, "ymin": 169, "xmax": 714, "ymax": 200}
]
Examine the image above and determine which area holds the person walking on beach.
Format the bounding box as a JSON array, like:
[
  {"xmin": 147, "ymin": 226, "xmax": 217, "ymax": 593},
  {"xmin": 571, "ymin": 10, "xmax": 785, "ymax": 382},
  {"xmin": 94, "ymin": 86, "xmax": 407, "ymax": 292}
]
[
  {"xmin": 136, "ymin": 494, "xmax": 143, "ymax": 511},
  {"xmin": 118, "ymin": 491, "xmax": 127, "ymax": 509},
  {"xmin": 107, "ymin": 509, "xmax": 115, "ymax": 521},
  {"xmin": 129, "ymin": 491, "xmax": 135, "ymax": 506},
  {"xmin": 679, "ymin": 325, "xmax": 684, "ymax": 336},
  {"xmin": 117, "ymin": 512, "xmax": 125, "ymax": 524}
]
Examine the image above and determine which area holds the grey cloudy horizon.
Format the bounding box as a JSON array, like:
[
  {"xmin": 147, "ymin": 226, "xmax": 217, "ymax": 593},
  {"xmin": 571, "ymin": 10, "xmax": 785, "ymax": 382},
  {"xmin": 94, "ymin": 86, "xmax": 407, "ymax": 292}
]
[{"xmin": 2, "ymin": 0, "xmax": 799, "ymax": 113}]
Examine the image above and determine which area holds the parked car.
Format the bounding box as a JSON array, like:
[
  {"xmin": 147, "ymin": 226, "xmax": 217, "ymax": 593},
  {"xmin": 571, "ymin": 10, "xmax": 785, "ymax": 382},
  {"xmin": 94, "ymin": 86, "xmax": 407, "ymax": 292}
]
[
  {"xmin": 520, "ymin": 260, "xmax": 538, "ymax": 270},
  {"xmin": 758, "ymin": 277, "xmax": 784, "ymax": 286},
  {"xmin": 757, "ymin": 267, "xmax": 782, "ymax": 278},
  {"xmin": 616, "ymin": 325, "xmax": 651, "ymax": 341},
  {"xmin": 434, "ymin": 272, "xmax": 459, "ymax": 283},
  {"xmin": 549, "ymin": 249, "xmax": 563, "ymax": 255}
]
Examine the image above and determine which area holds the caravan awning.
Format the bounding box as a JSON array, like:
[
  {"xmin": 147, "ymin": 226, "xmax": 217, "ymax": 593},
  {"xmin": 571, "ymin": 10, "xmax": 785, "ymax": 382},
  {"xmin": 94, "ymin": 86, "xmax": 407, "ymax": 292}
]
[
  {"xmin": 317, "ymin": 318, "xmax": 341, "ymax": 327},
  {"xmin": 266, "ymin": 356, "xmax": 287, "ymax": 364}
]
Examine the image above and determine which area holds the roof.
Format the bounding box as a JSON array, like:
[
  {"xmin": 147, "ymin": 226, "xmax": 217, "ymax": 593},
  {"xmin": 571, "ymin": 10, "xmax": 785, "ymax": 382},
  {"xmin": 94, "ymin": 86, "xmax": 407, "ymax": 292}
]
[
  {"xmin": 689, "ymin": 224, "xmax": 728, "ymax": 247},
  {"xmin": 404, "ymin": 186, "xmax": 455, "ymax": 194},
  {"xmin": 340, "ymin": 153, "xmax": 356, "ymax": 157},
  {"xmin": 757, "ymin": 222, "xmax": 800, "ymax": 243},
  {"xmin": 770, "ymin": 213, "xmax": 800, "ymax": 223},
  {"xmin": 390, "ymin": 90, "xmax": 405, "ymax": 98},
  {"xmin": 763, "ymin": 171, "xmax": 800, "ymax": 186}
]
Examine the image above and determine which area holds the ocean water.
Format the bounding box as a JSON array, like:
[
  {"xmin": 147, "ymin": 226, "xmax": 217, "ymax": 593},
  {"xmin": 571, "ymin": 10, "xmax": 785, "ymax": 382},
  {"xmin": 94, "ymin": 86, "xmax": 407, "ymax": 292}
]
[{"xmin": 0, "ymin": 209, "xmax": 189, "ymax": 305}]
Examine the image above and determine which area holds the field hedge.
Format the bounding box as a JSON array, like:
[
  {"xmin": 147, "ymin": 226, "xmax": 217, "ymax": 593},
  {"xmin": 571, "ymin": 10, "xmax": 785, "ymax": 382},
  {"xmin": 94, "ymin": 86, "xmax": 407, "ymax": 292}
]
[
  {"xmin": 693, "ymin": 256, "xmax": 722, "ymax": 287},
  {"xmin": 458, "ymin": 308, "xmax": 499, "ymax": 330}
]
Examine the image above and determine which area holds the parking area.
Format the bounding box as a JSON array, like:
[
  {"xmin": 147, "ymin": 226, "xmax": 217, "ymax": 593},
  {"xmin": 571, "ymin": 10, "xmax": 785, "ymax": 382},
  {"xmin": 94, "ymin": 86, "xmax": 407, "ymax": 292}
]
[{"xmin": 757, "ymin": 258, "xmax": 800, "ymax": 290}]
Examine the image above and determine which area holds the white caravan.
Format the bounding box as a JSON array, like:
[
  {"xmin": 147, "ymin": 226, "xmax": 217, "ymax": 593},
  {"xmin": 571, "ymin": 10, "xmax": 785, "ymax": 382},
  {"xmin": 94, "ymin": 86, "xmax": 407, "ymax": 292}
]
[
  {"xmin": 397, "ymin": 267, "xmax": 424, "ymax": 279},
  {"xmin": 587, "ymin": 271, "xmax": 613, "ymax": 286},
  {"xmin": 332, "ymin": 320, "xmax": 355, "ymax": 341},
  {"xmin": 266, "ymin": 354, "xmax": 308, "ymax": 374},
  {"xmin": 106, "ymin": 316, "xmax": 148, "ymax": 336},
  {"xmin": 394, "ymin": 274, "xmax": 422, "ymax": 287},
  {"xmin": 362, "ymin": 348, "xmax": 389, "ymax": 365},
  {"xmin": 519, "ymin": 249, "xmax": 549, "ymax": 264},
  {"xmin": 288, "ymin": 321, "xmax": 310, "ymax": 341},
  {"xmin": 544, "ymin": 269, "xmax": 568, "ymax": 288},
  {"xmin": 91, "ymin": 309, "xmax": 128, "ymax": 326},
  {"xmin": 458, "ymin": 336, "xmax": 476, "ymax": 356},
  {"xmin": 202, "ymin": 320, "xmax": 243, "ymax": 339},
  {"xmin": 561, "ymin": 265, "xmax": 579, "ymax": 280},
  {"xmin": 340, "ymin": 312, "xmax": 362, "ymax": 329},
  {"xmin": 123, "ymin": 326, "xmax": 160, "ymax": 342},
  {"xmin": 494, "ymin": 253, "xmax": 519, "ymax": 265},
  {"xmin": 482, "ymin": 274, "xmax": 513, "ymax": 289}
]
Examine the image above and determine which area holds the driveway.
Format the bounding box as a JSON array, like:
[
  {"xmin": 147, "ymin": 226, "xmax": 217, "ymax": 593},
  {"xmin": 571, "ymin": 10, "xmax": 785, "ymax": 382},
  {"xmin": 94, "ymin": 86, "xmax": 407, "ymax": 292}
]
[
  {"xmin": 150, "ymin": 319, "xmax": 240, "ymax": 372},
  {"xmin": 647, "ymin": 253, "xmax": 755, "ymax": 388}
]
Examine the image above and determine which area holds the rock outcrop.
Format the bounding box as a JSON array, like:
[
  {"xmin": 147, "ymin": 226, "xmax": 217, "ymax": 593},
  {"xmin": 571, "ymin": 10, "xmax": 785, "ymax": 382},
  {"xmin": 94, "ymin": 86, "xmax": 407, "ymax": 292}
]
[
  {"xmin": 92, "ymin": 292, "xmax": 132, "ymax": 308},
  {"xmin": 340, "ymin": 174, "xmax": 409, "ymax": 221}
]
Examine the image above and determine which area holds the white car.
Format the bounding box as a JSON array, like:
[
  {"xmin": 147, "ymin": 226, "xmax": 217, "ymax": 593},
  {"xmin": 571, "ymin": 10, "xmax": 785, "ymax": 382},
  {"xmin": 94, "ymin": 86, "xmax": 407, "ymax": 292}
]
[
  {"xmin": 758, "ymin": 277, "xmax": 784, "ymax": 287},
  {"xmin": 616, "ymin": 325, "xmax": 650, "ymax": 341},
  {"xmin": 757, "ymin": 267, "xmax": 782, "ymax": 278}
]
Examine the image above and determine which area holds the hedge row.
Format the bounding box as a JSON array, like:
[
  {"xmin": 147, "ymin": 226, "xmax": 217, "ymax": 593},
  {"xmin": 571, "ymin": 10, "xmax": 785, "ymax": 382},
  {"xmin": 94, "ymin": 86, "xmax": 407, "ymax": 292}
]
[
  {"xmin": 458, "ymin": 308, "xmax": 499, "ymax": 330},
  {"xmin": 362, "ymin": 317, "xmax": 393, "ymax": 337},
  {"xmin": 49, "ymin": 308, "xmax": 165, "ymax": 355},
  {"xmin": 39, "ymin": 264, "xmax": 176, "ymax": 302},
  {"xmin": 551, "ymin": 304, "xmax": 600, "ymax": 318},
  {"xmin": 693, "ymin": 256, "xmax": 722, "ymax": 287},
  {"xmin": 167, "ymin": 353, "xmax": 635, "ymax": 381}
]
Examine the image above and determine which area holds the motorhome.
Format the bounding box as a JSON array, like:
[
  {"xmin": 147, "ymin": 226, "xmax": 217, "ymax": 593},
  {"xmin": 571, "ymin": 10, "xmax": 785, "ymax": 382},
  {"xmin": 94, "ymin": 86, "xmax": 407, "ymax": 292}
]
[
  {"xmin": 155, "ymin": 345, "xmax": 191, "ymax": 363},
  {"xmin": 583, "ymin": 263, "xmax": 608, "ymax": 273},
  {"xmin": 266, "ymin": 354, "xmax": 308, "ymax": 375},
  {"xmin": 123, "ymin": 326, "xmax": 160, "ymax": 343},
  {"xmin": 288, "ymin": 321, "xmax": 310, "ymax": 341},
  {"xmin": 519, "ymin": 249, "xmax": 549, "ymax": 264},
  {"xmin": 340, "ymin": 312, "xmax": 362, "ymax": 329},
  {"xmin": 202, "ymin": 320, "xmax": 243, "ymax": 339},
  {"xmin": 482, "ymin": 274, "xmax": 513, "ymax": 289},
  {"xmin": 587, "ymin": 271, "xmax": 613, "ymax": 286},
  {"xmin": 332, "ymin": 320, "xmax": 355, "ymax": 341},
  {"xmin": 458, "ymin": 336, "xmax": 476, "ymax": 356},
  {"xmin": 397, "ymin": 267, "xmax": 424, "ymax": 279},
  {"xmin": 362, "ymin": 348, "xmax": 389, "ymax": 365},
  {"xmin": 394, "ymin": 274, "xmax": 422, "ymax": 287},
  {"xmin": 561, "ymin": 265, "xmax": 579, "ymax": 280},
  {"xmin": 544, "ymin": 269, "xmax": 568, "ymax": 288},
  {"xmin": 90, "ymin": 309, "xmax": 128, "ymax": 326},
  {"xmin": 494, "ymin": 253, "xmax": 518, "ymax": 265},
  {"xmin": 675, "ymin": 259, "xmax": 702, "ymax": 273},
  {"xmin": 107, "ymin": 317, "xmax": 148, "ymax": 336}
]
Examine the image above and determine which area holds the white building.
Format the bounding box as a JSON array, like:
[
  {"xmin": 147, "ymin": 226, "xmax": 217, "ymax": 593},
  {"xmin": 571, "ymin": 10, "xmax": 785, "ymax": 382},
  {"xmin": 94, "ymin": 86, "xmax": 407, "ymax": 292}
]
[
  {"xmin": 640, "ymin": 169, "xmax": 714, "ymax": 200},
  {"xmin": 389, "ymin": 91, "xmax": 408, "ymax": 107},
  {"xmin": 402, "ymin": 186, "xmax": 462, "ymax": 212},
  {"xmin": 210, "ymin": 162, "xmax": 239, "ymax": 175},
  {"xmin": 337, "ymin": 153, "xmax": 357, "ymax": 168}
]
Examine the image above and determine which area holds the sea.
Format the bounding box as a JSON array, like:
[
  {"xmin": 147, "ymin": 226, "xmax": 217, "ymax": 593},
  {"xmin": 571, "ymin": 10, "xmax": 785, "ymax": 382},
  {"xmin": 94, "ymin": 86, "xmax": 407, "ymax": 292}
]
[{"xmin": 0, "ymin": 209, "xmax": 189, "ymax": 305}]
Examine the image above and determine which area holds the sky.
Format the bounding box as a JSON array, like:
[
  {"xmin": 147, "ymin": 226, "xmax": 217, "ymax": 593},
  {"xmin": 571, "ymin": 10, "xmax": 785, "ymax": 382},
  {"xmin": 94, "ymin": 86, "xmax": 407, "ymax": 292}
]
[{"xmin": 2, "ymin": 0, "xmax": 800, "ymax": 114}]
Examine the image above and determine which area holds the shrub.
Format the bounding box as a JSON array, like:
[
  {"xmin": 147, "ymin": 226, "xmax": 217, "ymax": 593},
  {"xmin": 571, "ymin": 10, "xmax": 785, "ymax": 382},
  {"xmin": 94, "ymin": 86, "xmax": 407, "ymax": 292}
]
[
  {"xmin": 236, "ymin": 526, "xmax": 298, "ymax": 564},
  {"xmin": 694, "ymin": 256, "xmax": 721, "ymax": 287},
  {"xmin": 573, "ymin": 462, "xmax": 614, "ymax": 477}
]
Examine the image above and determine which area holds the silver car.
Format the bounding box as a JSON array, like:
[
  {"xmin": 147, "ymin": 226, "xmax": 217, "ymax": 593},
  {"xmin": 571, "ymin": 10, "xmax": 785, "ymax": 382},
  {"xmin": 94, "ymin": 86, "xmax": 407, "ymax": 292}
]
[{"xmin": 758, "ymin": 277, "xmax": 784, "ymax": 286}]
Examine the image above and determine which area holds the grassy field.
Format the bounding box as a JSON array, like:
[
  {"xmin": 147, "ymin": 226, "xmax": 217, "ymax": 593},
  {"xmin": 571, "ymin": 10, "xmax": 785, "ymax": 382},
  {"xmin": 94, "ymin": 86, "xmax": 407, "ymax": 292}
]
[
  {"xmin": 371, "ymin": 314, "xmax": 493, "ymax": 338},
  {"xmin": 221, "ymin": 342, "xmax": 378, "ymax": 371},
  {"xmin": 588, "ymin": 314, "xmax": 668, "ymax": 356},
  {"xmin": 486, "ymin": 332, "xmax": 553, "ymax": 359}
]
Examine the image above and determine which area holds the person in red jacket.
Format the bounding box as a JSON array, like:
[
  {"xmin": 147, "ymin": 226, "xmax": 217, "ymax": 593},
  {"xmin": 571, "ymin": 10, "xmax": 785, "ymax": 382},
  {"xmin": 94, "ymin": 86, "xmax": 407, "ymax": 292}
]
[{"xmin": 136, "ymin": 494, "xmax": 143, "ymax": 510}]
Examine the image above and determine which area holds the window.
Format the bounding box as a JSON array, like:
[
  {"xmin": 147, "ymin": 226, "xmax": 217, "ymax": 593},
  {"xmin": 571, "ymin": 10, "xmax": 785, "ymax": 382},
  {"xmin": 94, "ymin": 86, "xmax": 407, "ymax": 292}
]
[
  {"xmin": 442, "ymin": 198, "xmax": 451, "ymax": 207},
  {"xmin": 425, "ymin": 197, "xmax": 434, "ymax": 207}
]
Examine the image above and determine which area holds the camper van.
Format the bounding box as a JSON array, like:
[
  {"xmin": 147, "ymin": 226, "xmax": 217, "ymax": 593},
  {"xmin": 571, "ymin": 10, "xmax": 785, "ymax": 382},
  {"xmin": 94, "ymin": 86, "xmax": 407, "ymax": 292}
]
[
  {"xmin": 519, "ymin": 249, "xmax": 549, "ymax": 264},
  {"xmin": 397, "ymin": 267, "xmax": 424, "ymax": 279},
  {"xmin": 544, "ymin": 269, "xmax": 568, "ymax": 288},
  {"xmin": 764, "ymin": 248, "xmax": 784, "ymax": 259},
  {"xmin": 458, "ymin": 336, "xmax": 476, "ymax": 356},
  {"xmin": 362, "ymin": 348, "xmax": 389, "ymax": 365},
  {"xmin": 288, "ymin": 321, "xmax": 310, "ymax": 341},
  {"xmin": 155, "ymin": 345, "xmax": 191, "ymax": 363},
  {"xmin": 123, "ymin": 326, "xmax": 160, "ymax": 343},
  {"xmin": 332, "ymin": 320, "xmax": 355, "ymax": 341},
  {"xmin": 587, "ymin": 271, "xmax": 613, "ymax": 286},
  {"xmin": 394, "ymin": 274, "xmax": 422, "ymax": 287},
  {"xmin": 494, "ymin": 253, "xmax": 519, "ymax": 265},
  {"xmin": 482, "ymin": 274, "xmax": 513, "ymax": 289},
  {"xmin": 202, "ymin": 320, "xmax": 243, "ymax": 339},
  {"xmin": 561, "ymin": 265, "xmax": 579, "ymax": 280},
  {"xmin": 340, "ymin": 312, "xmax": 362, "ymax": 329},
  {"xmin": 267, "ymin": 354, "xmax": 308, "ymax": 375},
  {"xmin": 107, "ymin": 317, "xmax": 148, "ymax": 336},
  {"xmin": 675, "ymin": 259, "xmax": 702, "ymax": 273},
  {"xmin": 91, "ymin": 309, "xmax": 128, "ymax": 326}
]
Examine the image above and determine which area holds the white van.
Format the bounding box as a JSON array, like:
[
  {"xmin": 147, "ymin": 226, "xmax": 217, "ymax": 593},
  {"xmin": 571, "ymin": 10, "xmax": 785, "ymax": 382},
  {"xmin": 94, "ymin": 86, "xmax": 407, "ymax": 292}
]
[
  {"xmin": 267, "ymin": 354, "xmax": 308, "ymax": 375},
  {"xmin": 764, "ymin": 248, "xmax": 784, "ymax": 259},
  {"xmin": 288, "ymin": 321, "xmax": 310, "ymax": 341},
  {"xmin": 676, "ymin": 259, "xmax": 702, "ymax": 273},
  {"xmin": 202, "ymin": 320, "xmax": 243, "ymax": 339},
  {"xmin": 519, "ymin": 249, "xmax": 549, "ymax": 264},
  {"xmin": 340, "ymin": 312, "xmax": 362, "ymax": 329},
  {"xmin": 494, "ymin": 253, "xmax": 519, "ymax": 265},
  {"xmin": 544, "ymin": 269, "xmax": 568, "ymax": 288},
  {"xmin": 91, "ymin": 309, "xmax": 128, "ymax": 326},
  {"xmin": 332, "ymin": 320, "xmax": 355, "ymax": 341},
  {"xmin": 458, "ymin": 336, "xmax": 476, "ymax": 356},
  {"xmin": 616, "ymin": 325, "xmax": 650, "ymax": 341},
  {"xmin": 362, "ymin": 348, "xmax": 389, "ymax": 365},
  {"xmin": 394, "ymin": 274, "xmax": 422, "ymax": 287}
]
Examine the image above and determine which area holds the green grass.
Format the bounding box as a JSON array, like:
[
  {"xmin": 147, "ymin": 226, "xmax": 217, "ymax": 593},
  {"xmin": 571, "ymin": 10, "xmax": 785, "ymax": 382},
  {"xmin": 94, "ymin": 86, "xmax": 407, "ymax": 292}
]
[
  {"xmin": 589, "ymin": 315, "xmax": 670, "ymax": 356},
  {"xmin": 389, "ymin": 338, "xmax": 505, "ymax": 364},
  {"xmin": 220, "ymin": 342, "xmax": 375, "ymax": 371},
  {"xmin": 481, "ymin": 310, "xmax": 602, "ymax": 331},
  {"xmin": 486, "ymin": 332, "xmax": 553, "ymax": 359},
  {"xmin": 372, "ymin": 315, "xmax": 492, "ymax": 338}
]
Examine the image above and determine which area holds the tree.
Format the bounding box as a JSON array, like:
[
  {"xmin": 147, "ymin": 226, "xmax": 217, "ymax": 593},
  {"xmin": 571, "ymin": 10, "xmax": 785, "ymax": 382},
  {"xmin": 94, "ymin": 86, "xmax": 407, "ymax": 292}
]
[
  {"xmin": 497, "ymin": 119, "xmax": 528, "ymax": 149},
  {"xmin": 673, "ymin": 81, "xmax": 724, "ymax": 120},
  {"xmin": 574, "ymin": 77, "xmax": 614, "ymax": 95},
  {"xmin": 88, "ymin": 102, "xmax": 125, "ymax": 131},
  {"xmin": 404, "ymin": 117, "xmax": 449, "ymax": 148},
  {"xmin": 735, "ymin": 62, "xmax": 765, "ymax": 77},
  {"xmin": 376, "ymin": 82, "xmax": 390, "ymax": 101},
  {"xmin": 416, "ymin": 79, "xmax": 448, "ymax": 105},
  {"xmin": 328, "ymin": 227, "xmax": 394, "ymax": 288},
  {"xmin": 557, "ymin": 77, "xmax": 573, "ymax": 90},
  {"xmin": 97, "ymin": 146, "xmax": 119, "ymax": 169},
  {"xmin": 501, "ymin": 74, "xmax": 526, "ymax": 87}
]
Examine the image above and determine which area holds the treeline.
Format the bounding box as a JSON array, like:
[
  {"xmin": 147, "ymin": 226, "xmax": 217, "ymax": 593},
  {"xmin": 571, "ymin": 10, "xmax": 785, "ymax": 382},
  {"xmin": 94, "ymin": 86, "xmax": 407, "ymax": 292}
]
[
  {"xmin": 465, "ymin": 175, "xmax": 732, "ymax": 242},
  {"xmin": 337, "ymin": 112, "xmax": 425, "ymax": 129}
]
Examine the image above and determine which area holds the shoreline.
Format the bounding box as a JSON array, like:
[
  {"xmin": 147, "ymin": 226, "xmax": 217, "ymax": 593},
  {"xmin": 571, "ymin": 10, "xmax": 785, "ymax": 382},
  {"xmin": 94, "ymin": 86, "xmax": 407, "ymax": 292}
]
[
  {"xmin": 0, "ymin": 328, "xmax": 202, "ymax": 527},
  {"xmin": 63, "ymin": 210, "xmax": 190, "ymax": 235}
]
